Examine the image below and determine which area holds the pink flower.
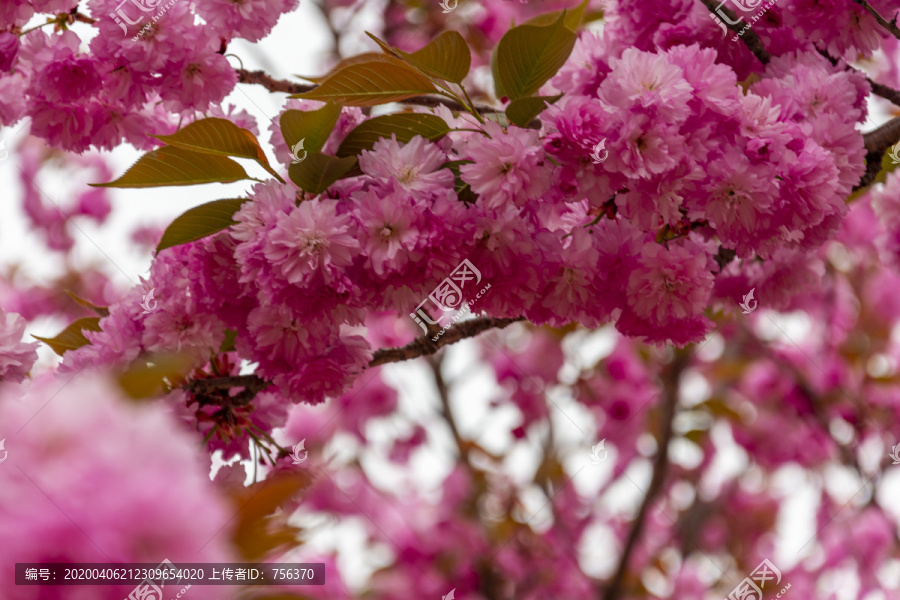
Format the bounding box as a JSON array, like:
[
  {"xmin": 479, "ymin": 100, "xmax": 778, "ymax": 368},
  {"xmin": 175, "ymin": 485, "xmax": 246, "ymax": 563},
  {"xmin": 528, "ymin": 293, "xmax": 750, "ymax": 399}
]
[
  {"xmin": 460, "ymin": 121, "xmax": 551, "ymax": 208},
  {"xmin": 598, "ymin": 47, "xmax": 694, "ymax": 122},
  {"xmin": 619, "ymin": 240, "xmax": 715, "ymax": 345},
  {"xmin": 0, "ymin": 374, "xmax": 239, "ymax": 599},
  {"xmin": 359, "ymin": 134, "xmax": 454, "ymax": 194},
  {"xmin": 193, "ymin": 0, "xmax": 300, "ymax": 42},
  {"xmin": 0, "ymin": 309, "xmax": 39, "ymax": 383},
  {"xmin": 353, "ymin": 185, "xmax": 423, "ymax": 276},
  {"xmin": 263, "ymin": 199, "xmax": 360, "ymax": 290}
]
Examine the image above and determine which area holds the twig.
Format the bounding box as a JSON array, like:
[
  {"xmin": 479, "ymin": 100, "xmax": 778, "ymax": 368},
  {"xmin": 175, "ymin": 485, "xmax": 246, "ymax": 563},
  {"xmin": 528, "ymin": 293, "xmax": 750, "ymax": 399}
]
[
  {"xmin": 236, "ymin": 68, "xmax": 501, "ymax": 115},
  {"xmin": 604, "ymin": 350, "xmax": 688, "ymax": 600},
  {"xmin": 696, "ymin": 0, "xmax": 771, "ymax": 65},
  {"xmin": 851, "ymin": 0, "xmax": 900, "ymax": 40}
]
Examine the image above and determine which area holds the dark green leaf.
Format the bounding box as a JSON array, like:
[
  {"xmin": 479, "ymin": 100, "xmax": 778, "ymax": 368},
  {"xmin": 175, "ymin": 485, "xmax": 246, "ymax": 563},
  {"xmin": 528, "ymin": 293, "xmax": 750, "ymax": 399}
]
[
  {"xmin": 288, "ymin": 153, "xmax": 358, "ymax": 195},
  {"xmin": 291, "ymin": 55, "xmax": 437, "ymax": 106},
  {"xmin": 90, "ymin": 146, "xmax": 250, "ymax": 188},
  {"xmin": 521, "ymin": 0, "xmax": 589, "ymax": 30},
  {"xmin": 220, "ymin": 329, "xmax": 238, "ymax": 353},
  {"xmin": 297, "ymin": 53, "xmax": 388, "ymax": 83},
  {"xmin": 156, "ymin": 198, "xmax": 249, "ymax": 253},
  {"xmin": 151, "ymin": 118, "xmax": 281, "ymax": 181},
  {"xmin": 492, "ymin": 12, "xmax": 577, "ymax": 100},
  {"xmin": 336, "ymin": 113, "xmax": 450, "ymax": 158},
  {"xmin": 33, "ymin": 317, "xmax": 102, "ymax": 356},
  {"xmin": 369, "ymin": 31, "xmax": 471, "ymax": 83},
  {"xmin": 442, "ymin": 160, "xmax": 479, "ymax": 204},
  {"xmin": 505, "ymin": 94, "xmax": 563, "ymax": 127},
  {"xmin": 279, "ymin": 102, "xmax": 342, "ymax": 156}
]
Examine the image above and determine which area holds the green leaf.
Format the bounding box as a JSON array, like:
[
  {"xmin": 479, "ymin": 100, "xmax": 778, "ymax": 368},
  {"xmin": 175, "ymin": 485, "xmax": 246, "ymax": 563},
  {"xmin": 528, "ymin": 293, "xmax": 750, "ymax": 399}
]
[
  {"xmin": 370, "ymin": 31, "xmax": 471, "ymax": 83},
  {"xmin": 492, "ymin": 11, "xmax": 577, "ymax": 101},
  {"xmin": 156, "ymin": 198, "xmax": 249, "ymax": 254},
  {"xmin": 521, "ymin": 0, "xmax": 589, "ymax": 30},
  {"xmin": 291, "ymin": 54, "xmax": 437, "ymax": 106},
  {"xmin": 90, "ymin": 146, "xmax": 250, "ymax": 188},
  {"xmin": 33, "ymin": 317, "xmax": 102, "ymax": 356},
  {"xmin": 505, "ymin": 94, "xmax": 563, "ymax": 127},
  {"xmin": 288, "ymin": 153, "xmax": 358, "ymax": 195},
  {"xmin": 279, "ymin": 102, "xmax": 342, "ymax": 156},
  {"xmin": 117, "ymin": 353, "xmax": 194, "ymax": 399},
  {"xmin": 220, "ymin": 329, "xmax": 238, "ymax": 353},
  {"xmin": 151, "ymin": 118, "xmax": 281, "ymax": 182},
  {"xmin": 64, "ymin": 290, "xmax": 109, "ymax": 317},
  {"xmin": 296, "ymin": 53, "xmax": 389, "ymax": 83},
  {"xmin": 441, "ymin": 160, "xmax": 479, "ymax": 204},
  {"xmin": 336, "ymin": 113, "xmax": 450, "ymax": 158}
]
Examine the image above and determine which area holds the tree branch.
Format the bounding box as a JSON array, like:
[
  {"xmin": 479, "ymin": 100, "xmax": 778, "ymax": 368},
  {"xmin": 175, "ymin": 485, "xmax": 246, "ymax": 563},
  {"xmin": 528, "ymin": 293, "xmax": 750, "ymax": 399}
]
[
  {"xmin": 183, "ymin": 315, "xmax": 526, "ymax": 403},
  {"xmin": 236, "ymin": 68, "xmax": 501, "ymax": 115},
  {"xmin": 851, "ymin": 0, "xmax": 900, "ymax": 39},
  {"xmin": 818, "ymin": 48, "xmax": 900, "ymax": 108},
  {"xmin": 603, "ymin": 350, "xmax": 688, "ymax": 600},
  {"xmin": 370, "ymin": 316, "xmax": 525, "ymax": 366},
  {"xmin": 855, "ymin": 115, "xmax": 900, "ymax": 190},
  {"xmin": 696, "ymin": 0, "xmax": 771, "ymax": 65}
]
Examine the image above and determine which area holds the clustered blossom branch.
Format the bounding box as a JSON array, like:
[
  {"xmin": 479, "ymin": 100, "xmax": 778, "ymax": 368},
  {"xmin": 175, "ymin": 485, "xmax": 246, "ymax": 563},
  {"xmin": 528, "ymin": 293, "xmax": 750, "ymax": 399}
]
[
  {"xmin": 696, "ymin": 0, "xmax": 900, "ymax": 191},
  {"xmin": 183, "ymin": 315, "xmax": 526, "ymax": 403}
]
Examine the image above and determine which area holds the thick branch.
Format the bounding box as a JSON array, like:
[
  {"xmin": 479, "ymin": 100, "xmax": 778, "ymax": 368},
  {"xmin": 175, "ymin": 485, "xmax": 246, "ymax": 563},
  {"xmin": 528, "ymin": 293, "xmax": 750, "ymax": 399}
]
[
  {"xmin": 855, "ymin": 116, "xmax": 900, "ymax": 190},
  {"xmin": 236, "ymin": 68, "xmax": 500, "ymax": 115},
  {"xmin": 863, "ymin": 115, "xmax": 900, "ymax": 154},
  {"xmin": 852, "ymin": 0, "xmax": 900, "ymax": 39},
  {"xmin": 370, "ymin": 316, "xmax": 525, "ymax": 366},
  {"xmin": 696, "ymin": 0, "xmax": 770, "ymax": 65},
  {"xmin": 604, "ymin": 351, "xmax": 688, "ymax": 600},
  {"xmin": 183, "ymin": 316, "xmax": 526, "ymax": 403}
]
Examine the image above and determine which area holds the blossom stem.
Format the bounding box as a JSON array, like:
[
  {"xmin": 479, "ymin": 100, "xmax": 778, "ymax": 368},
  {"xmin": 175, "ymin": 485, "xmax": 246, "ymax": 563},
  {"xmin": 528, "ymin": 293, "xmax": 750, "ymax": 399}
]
[{"xmin": 851, "ymin": 0, "xmax": 900, "ymax": 39}]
